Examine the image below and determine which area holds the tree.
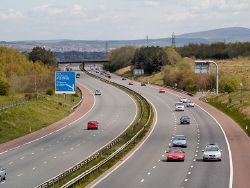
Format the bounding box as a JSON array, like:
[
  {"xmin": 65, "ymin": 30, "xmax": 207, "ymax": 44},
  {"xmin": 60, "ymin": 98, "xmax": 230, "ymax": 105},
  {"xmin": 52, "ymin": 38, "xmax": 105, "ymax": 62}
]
[
  {"xmin": 0, "ymin": 77, "xmax": 10, "ymax": 95},
  {"xmin": 105, "ymin": 46, "xmax": 136, "ymax": 72},
  {"xmin": 132, "ymin": 46, "xmax": 168, "ymax": 74},
  {"xmin": 29, "ymin": 47, "xmax": 57, "ymax": 66}
]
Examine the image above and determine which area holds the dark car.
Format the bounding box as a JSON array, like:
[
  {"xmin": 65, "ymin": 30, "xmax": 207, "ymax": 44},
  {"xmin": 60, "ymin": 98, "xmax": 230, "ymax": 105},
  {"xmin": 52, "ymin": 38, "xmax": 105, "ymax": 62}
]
[
  {"xmin": 141, "ymin": 82, "xmax": 146, "ymax": 86},
  {"xmin": 172, "ymin": 135, "xmax": 187, "ymax": 148},
  {"xmin": 180, "ymin": 116, "xmax": 190, "ymax": 124},
  {"xmin": 122, "ymin": 77, "xmax": 127, "ymax": 80}
]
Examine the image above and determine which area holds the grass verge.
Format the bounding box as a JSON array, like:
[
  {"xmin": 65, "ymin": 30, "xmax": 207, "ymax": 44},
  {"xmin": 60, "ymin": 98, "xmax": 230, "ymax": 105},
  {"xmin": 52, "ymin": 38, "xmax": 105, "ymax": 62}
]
[
  {"xmin": 208, "ymin": 97, "xmax": 250, "ymax": 137},
  {"xmin": 0, "ymin": 90, "xmax": 81, "ymax": 144}
]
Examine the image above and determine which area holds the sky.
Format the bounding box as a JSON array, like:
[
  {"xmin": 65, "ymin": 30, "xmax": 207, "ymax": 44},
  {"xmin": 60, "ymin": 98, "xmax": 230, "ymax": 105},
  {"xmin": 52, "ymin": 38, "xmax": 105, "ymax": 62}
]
[{"xmin": 0, "ymin": 0, "xmax": 250, "ymax": 41}]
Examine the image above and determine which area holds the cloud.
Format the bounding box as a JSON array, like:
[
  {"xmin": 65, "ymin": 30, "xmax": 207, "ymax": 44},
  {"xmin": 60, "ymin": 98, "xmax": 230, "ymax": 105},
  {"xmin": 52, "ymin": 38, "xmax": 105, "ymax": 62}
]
[
  {"xmin": 143, "ymin": 0, "xmax": 161, "ymax": 7},
  {"xmin": 34, "ymin": 4, "xmax": 65, "ymax": 16},
  {"xmin": 0, "ymin": 9, "xmax": 24, "ymax": 21},
  {"xmin": 72, "ymin": 4, "xmax": 83, "ymax": 14}
]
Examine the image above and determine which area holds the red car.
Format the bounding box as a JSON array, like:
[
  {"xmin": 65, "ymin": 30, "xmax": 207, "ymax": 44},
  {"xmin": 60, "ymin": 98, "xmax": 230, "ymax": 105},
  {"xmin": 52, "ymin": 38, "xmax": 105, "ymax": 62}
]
[
  {"xmin": 87, "ymin": 120, "xmax": 99, "ymax": 130},
  {"xmin": 159, "ymin": 88, "xmax": 166, "ymax": 93},
  {"xmin": 166, "ymin": 147, "xmax": 185, "ymax": 161},
  {"xmin": 128, "ymin": 81, "xmax": 134, "ymax": 85}
]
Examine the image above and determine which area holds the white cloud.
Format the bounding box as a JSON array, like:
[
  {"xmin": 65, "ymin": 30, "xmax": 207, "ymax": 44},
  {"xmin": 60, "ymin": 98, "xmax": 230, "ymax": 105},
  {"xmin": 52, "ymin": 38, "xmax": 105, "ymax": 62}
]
[
  {"xmin": 143, "ymin": 0, "xmax": 161, "ymax": 7},
  {"xmin": 0, "ymin": 9, "xmax": 24, "ymax": 21},
  {"xmin": 72, "ymin": 4, "xmax": 82, "ymax": 14},
  {"xmin": 34, "ymin": 4, "xmax": 65, "ymax": 16}
]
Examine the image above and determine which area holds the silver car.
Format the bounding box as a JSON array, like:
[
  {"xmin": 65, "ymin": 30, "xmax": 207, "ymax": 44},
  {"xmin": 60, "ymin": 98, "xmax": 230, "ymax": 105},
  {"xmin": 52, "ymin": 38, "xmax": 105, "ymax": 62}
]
[
  {"xmin": 175, "ymin": 102, "xmax": 184, "ymax": 111},
  {"xmin": 186, "ymin": 101, "xmax": 195, "ymax": 107},
  {"xmin": 172, "ymin": 135, "xmax": 187, "ymax": 148},
  {"xmin": 0, "ymin": 167, "xmax": 6, "ymax": 182},
  {"xmin": 95, "ymin": 89, "xmax": 101, "ymax": 95},
  {"xmin": 202, "ymin": 144, "xmax": 222, "ymax": 161}
]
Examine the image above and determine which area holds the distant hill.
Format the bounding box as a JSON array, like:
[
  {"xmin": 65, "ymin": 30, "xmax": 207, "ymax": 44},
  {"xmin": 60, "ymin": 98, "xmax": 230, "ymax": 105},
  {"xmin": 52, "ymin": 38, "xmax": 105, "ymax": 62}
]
[
  {"xmin": 178, "ymin": 27, "xmax": 250, "ymax": 42},
  {"xmin": 1, "ymin": 27, "xmax": 250, "ymax": 53}
]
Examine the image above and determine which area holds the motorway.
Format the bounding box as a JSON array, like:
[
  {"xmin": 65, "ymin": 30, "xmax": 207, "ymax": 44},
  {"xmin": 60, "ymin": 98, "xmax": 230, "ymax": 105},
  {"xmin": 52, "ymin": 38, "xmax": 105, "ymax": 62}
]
[
  {"xmin": 0, "ymin": 71, "xmax": 137, "ymax": 188},
  {"xmin": 90, "ymin": 71, "xmax": 230, "ymax": 188}
]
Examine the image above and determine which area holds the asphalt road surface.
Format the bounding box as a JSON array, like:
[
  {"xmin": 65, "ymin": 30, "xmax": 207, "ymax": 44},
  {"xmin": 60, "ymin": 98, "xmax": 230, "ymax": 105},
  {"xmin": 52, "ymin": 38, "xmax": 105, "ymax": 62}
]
[
  {"xmin": 91, "ymin": 72, "xmax": 230, "ymax": 188},
  {"xmin": 0, "ymin": 71, "xmax": 136, "ymax": 188}
]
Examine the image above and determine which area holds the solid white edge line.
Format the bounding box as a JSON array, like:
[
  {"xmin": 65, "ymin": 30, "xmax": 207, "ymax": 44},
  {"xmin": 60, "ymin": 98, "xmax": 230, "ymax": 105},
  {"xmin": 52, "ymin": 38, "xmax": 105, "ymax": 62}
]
[
  {"xmin": 148, "ymin": 84, "xmax": 233, "ymax": 188},
  {"xmin": 89, "ymin": 99, "xmax": 158, "ymax": 188},
  {"xmin": 0, "ymin": 82, "xmax": 96, "ymax": 156}
]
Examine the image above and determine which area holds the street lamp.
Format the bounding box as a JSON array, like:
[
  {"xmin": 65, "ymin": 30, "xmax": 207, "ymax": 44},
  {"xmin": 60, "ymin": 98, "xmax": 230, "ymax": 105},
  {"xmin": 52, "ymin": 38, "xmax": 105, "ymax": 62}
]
[{"xmin": 240, "ymin": 82, "xmax": 243, "ymax": 104}]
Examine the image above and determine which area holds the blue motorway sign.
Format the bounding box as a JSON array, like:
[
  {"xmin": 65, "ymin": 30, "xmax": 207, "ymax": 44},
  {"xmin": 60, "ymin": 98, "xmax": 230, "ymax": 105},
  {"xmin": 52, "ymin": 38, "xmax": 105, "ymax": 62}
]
[{"xmin": 55, "ymin": 71, "xmax": 76, "ymax": 94}]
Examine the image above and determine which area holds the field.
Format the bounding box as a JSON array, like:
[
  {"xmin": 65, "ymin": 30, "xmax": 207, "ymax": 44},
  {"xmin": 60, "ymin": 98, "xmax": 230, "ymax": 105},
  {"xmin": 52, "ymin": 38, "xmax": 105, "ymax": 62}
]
[{"xmin": 0, "ymin": 92, "xmax": 81, "ymax": 144}]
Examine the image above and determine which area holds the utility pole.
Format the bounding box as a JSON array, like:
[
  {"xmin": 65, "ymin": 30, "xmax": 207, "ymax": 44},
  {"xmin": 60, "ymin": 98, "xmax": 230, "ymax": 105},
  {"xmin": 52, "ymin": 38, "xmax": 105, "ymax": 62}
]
[
  {"xmin": 146, "ymin": 35, "xmax": 149, "ymax": 47},
  {"xmin": 105, "ymin": 41, "xmax": 108, "ymax": 59},
  {"xmin": 172, "ymin": 32, "xmax": 176, "ymax": 48}
]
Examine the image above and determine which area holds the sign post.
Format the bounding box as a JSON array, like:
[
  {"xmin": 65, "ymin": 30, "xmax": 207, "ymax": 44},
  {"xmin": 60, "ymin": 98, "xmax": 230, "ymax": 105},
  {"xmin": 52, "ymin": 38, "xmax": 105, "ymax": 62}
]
[
  {"xmin": 195, "ymin": 60, "xmax": 219, "ymax": 95},
  {"xmin": 55, "ymin": 71, "xmax": 76, "ymax": 94}
]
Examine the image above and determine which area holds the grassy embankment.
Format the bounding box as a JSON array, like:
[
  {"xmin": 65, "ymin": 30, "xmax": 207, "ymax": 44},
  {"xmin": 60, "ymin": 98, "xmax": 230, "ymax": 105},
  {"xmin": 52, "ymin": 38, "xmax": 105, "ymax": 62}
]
[{"xmin": 0, "ymin": 92, "xmax": 81, "ymax": 144}]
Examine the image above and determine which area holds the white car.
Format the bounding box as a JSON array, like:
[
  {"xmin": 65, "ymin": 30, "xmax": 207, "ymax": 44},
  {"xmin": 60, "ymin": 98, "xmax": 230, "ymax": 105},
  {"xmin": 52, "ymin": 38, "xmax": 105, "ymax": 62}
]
[
  {"xmin": 186, "ymin": 101, "xmax": 195, "ymax": 107},
  {"xmin": 175, "ymin": 102, "xmax": 184, "ymax": 111},
  {"xmin": 0, "ymin": 167, "xmax": 6, "ymax": 182},
  {"xmin": 95, "ymin": 89, "xmax": 101, "ymax": 95},
  {"xmin": 202, "ymin": 144, "xmax": 222, "ymax": 161},
  {"xmin": 179, "ymin": 97, "xmax": 188, "ymax": 103}
]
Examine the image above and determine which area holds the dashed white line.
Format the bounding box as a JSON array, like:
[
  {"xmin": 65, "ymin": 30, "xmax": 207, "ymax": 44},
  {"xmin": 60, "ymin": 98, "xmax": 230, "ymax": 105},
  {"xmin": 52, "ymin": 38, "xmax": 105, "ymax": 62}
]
[
  {"xmin": 32, "ymin": 167, "xmax": 36, "ymax": 171},
  {"xmin": 188, "ymin": 171, "xmax": 191, "ymax": 175},
  {"xmin": 153, "ymin": 166, "xmax": 156, "ymax": 169},
  {"xmin": 191, "ymin": 165, "xmax": 194, "ymax": 168},
  {"xmin": 8, "ymin": 162, "xmax": 13, "ymax": 165},
  {"xmin": 44, "ymin": 161, "xmax": 47, "ymax": 164},
  {"xmin": 20, "ymin": 156, "xmax": 24, "ymax": 160},
  {"xmin": 53, "ymin": 156, "xmax": 57, "ymax": 159},
  {"xmin": 140, "ymin": 179, "xmax": 144, "ymax": 183},
  {"xmin": 17, "ymin": 173, "xmax": 23, "ymax": 177},
  {"xmin": 184, "ymin": 179, "xmax": 188, "ymax": 182},
  {"xmin": 147, "ymin": 172, "xmax": 151, "ymax": 175}
]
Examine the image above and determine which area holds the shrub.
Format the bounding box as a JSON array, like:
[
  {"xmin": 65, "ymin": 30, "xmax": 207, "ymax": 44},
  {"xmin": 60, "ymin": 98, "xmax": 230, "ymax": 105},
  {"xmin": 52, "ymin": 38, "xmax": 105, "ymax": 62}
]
[
  {"xmin": 46, "ymin": 88, "xmax": 54, "ymax": 96},
  {"xmin": 0, "ymin": 78, "xmax": 10, "ymax": 95}
]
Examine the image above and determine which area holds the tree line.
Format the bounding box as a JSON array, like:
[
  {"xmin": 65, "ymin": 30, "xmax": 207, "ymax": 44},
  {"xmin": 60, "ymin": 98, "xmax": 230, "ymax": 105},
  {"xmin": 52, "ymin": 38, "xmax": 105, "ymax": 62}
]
[
  {"xmin": 0, "ymin": 47, "xmax": 56, "ymax": 96},
  {"xmin": 106, "ymin": 45, "xmax": 246, "ymax": 94},
  {"xmin": 176, "ymin": 42, "xmax": 250, "ymax": 59}
]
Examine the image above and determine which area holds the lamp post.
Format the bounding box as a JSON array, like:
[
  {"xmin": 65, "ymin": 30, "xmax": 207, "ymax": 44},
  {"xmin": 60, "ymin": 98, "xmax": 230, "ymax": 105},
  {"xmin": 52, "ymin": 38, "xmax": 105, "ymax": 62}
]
[
  {"xmin": 240, "ymin": 82, "xmax": 243, "ymax": 104},
  {"xmin": 209, "ymin": 61, "xmax": 219, "ymax": 95}
]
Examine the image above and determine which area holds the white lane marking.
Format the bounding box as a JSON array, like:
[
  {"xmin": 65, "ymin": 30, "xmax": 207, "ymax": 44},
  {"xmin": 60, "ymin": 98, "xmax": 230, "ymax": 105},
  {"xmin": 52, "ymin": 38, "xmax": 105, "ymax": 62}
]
[
  {"xmin": 17, "ymin": 173, "xmax": 23, "ymax": 177},
  {"xmin": 140, "ymin": 179, "xmax": 144, "ymax": 183},
  {"xmin": 20, "ymin": 156, "xmax": 24, "ymax": 160},
  {"xmin": 153, "ymin": 166, "xmax": 156, "ymax": 169},
  {"xmin": 70, "ymin": 147, "xmax": 74, "ymax": 150},
  {"xmin": 90, "ymin": 100, "xmax": 158, "ymax": 188},
  {"xmin": 193, "ymin": 159, "xmax": 196, "ymax": 162},
  {"xmin": 185, "ymin": 179, "xmax": 188, "ymax": 182},
  {"xmin": 0, "ymin": 83, "xmax": 95, "ymax": 156},
  {"xmin": 44, "ymin": 161, "xmax": 47, "ymax": 164},
  {"xmin": 93, "ymin": 134, "xmax": 96, "ymax": 137},
  {"xmin": 188, "ymin": 171, "xmax": 191, "ymax": 175},
  {"xmin": 161, "ymin": 155, "xmax": 164, "ymax": 157},
  {"xmin": 191, "ymin": 165, "xmax": 194, "ymax": 168},
  {"xmin": 149, "ymin": 83, "xmax": 234, "ymax": 188},
  {"xmin": 9, "ymin": 162, "xmax": 13, "ymax": 165},
  {"xmin": 54, "ymin": 156, "xmax": 57, "ymax": 159},
  {"xmin": 31, "ymin": 152, "xmax": 34, "ymax": 155},
  {"xmin": 147, "ymin": 172, "xmax": 151, "ymax": 175},
  {"xmin": 32, "ymin": 167, "xmax": 36, "ymax": 171}
]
